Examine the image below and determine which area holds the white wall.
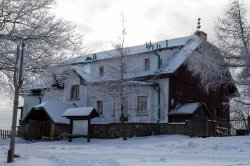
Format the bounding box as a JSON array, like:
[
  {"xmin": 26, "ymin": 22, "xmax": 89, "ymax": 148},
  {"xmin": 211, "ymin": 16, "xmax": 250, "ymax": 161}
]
[
  {"xmin": 23, "ymin": 96, "xmax": 40, "ymax": 115},
  {"xmin": 42, "ymin": 89, "xmax": 64, "ymax": 102},
  {"xmin": 63, "ymin": 73, "xmax": 87, "ymax": 107},
  {"xmin": 87, "ymin": 82, "xmax": 169, "ymax": 124},
  {"xmin": 22, "ymin": 49, "xmax": 172, "ymax": 124}
]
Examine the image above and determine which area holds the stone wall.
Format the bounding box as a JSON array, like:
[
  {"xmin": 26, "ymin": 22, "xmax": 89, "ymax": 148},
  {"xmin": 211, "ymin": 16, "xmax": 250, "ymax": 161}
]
[
  {"xmin": 90, "ymin": 122, "xmax": 191, "ymax": 139},
  {"xmin": 53, "ymin": 124, "xmax": 70, "ymax": 140}
]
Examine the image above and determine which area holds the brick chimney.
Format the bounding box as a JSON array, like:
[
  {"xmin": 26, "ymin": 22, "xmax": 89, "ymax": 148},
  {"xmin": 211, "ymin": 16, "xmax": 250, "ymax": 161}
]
[{"xmin": 194, "ymin": 31, "xmax": 207, "ymax": 40}]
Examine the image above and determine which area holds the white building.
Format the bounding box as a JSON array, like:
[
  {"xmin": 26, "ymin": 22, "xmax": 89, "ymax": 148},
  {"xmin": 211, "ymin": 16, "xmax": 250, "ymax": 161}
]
[{"xmin": 20, "ymin": 31, "xmax": 236, "ymax": 139}]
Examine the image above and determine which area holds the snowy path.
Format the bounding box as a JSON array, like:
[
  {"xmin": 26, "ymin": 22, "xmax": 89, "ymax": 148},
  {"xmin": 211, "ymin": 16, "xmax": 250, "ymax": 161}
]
[{"xmin": 1, "ymin": 135, "xmax": 250, "ymax": 166}]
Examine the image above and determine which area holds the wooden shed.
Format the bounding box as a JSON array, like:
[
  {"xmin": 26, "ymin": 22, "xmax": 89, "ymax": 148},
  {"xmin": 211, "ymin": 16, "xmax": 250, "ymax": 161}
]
[
  {"xmin": 168, "ymin": 103, "xmax": 211, "ymax": 123},
  {"xmin": 168, "ymin": 103, "xmax": 215, "ymax": 137},
  {"xmin": 21, "ymin": 101, "xmax": 74, "ymax": 140}
]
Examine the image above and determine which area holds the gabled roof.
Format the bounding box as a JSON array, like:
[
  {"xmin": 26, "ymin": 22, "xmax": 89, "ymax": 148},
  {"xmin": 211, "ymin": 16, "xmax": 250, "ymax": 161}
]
[
  {"xmin": 63, "ymin": 107, "xmax": 99, "ymax": 120},
  {"xmin": 168, "ymin": 102, "xmax": 209, "ymax": 116},
  {"xmin": 21, "ymin": 101, "xmax": 75, "ymax": 125},
  {"xmin": 68, "ymin": 35, "xmax": 194, "ymax": 64},
  {"xmin": 156, "ymin": 36, "xmax": 202, "ymax": 74},
  {"xmin": 63, "ymin": 107, "xmax": 95, "ymax": 117},
  {"xmin": 22, "ymin": 34, "xmax": 204, "ymax": 89},
  {"xmin": 71, "ymin": 66, "xmax": 93, "ymax": 82},
  {"xmin": 71, "ymin": 36, "xmax": 202, "ymax": 83}
]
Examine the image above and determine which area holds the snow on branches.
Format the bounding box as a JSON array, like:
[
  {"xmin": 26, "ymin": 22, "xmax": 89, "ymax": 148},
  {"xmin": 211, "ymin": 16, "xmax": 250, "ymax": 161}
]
[{"xmin": 0, "ymin": 0, "xmax": 83, "ymax": 91}]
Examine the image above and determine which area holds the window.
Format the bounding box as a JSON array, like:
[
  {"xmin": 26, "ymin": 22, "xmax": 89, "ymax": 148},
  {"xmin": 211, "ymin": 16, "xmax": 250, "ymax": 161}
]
[
  {"xmin": 96, "ymin": 100, "xmax": 103, "ymax": 115},
  {"xmin": 99, "ymin": 66, "xmax": 104, "ymax": 77},
  {"xmin": 111, "ymin": 100, "xmax": 115, "ymax": 116},
  {"xmin": 144, "ymin": 58, "xmax": 150, "ymax": 71},
  {"xmin": 70, "ymin": 85, "xmax": 79, "ymax": 100},
  {"xmin": 137, "ymin": 96, "xmax": 147, "ymax": 113}
]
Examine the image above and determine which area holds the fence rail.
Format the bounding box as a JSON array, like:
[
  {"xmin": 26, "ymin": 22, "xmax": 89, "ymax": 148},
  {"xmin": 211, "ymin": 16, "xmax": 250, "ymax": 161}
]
[
  {"xmin": 0, "ymin": 130, "xmax": 27, "ymax": 139},
  {"xmin": 190, "ymin": 117, "xmax": 250, "ymax": 137}
]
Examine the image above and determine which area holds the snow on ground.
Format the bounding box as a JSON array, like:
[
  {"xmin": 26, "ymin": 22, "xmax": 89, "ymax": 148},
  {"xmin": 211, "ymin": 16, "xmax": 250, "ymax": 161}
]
[{"xmin": 1, "ymin": 135, "xmax": 250, "ymax": 166}]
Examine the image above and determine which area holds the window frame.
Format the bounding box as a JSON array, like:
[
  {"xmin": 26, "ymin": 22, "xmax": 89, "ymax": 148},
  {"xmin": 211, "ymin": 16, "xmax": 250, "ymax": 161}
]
[
  {"xmin": 99, "ymin": 66, "xmax": 104, "ymax": 77},
  {"xmin": 70, "ymin": 85, "xmax": 80, "ymax": 100},
  {"xmin": 137, "ymin": 96, "xmax": 147, "ymax": 113},
  {"xmin": 96, "ymin": 100, "xmax": 103, "ymax": 116},
  {"xmin": 144, "ymin": 58, "xmax": 150, "ymax": 71}
]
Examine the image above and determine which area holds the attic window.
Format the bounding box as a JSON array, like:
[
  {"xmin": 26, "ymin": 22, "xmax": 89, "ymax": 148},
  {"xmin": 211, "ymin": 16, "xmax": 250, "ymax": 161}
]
[
  {"xmin": 99, "ymin": 66, "xmax": 104, "ymax": 77},
  {"xmin": 144, "ymin": 58, "xmax": 150, "ymax": 71},
  {"xmin": 70, "ymin": 85, "xmax": 79, "ymax": 100}
]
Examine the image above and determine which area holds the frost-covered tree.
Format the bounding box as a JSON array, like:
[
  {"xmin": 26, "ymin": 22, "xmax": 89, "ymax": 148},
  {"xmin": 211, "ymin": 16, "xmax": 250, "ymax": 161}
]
[
  {"xmin": 186, "ymin": 39, "xmax": 231, "ymax": 92},
  {"xmin": 89, "ymin": 17, "xmax": 146, "ymax": 140},
  {"xmin": 0, "ymin": 0, "xmax": 82, "ymax": 92},
  {"xmin": 230, "ymin": 99, "xmax": 250, "ymax": 132},
  {"xmin": 0, "ymin": 0, "xmax": 83, "ymax": 162},
  {"xmin": 187, "ymin": 0, "xmax": 250, "ymax": 95},
  {"xmin": 215, "ymin": 0, "xmax": 250, "ymax": 95}
]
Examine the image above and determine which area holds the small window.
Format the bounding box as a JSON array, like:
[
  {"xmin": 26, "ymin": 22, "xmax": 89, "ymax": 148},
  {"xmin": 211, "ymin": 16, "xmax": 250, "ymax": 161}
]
[
  {"xmin": 111, "ymin": 100, "xmax": 115, "ymax": 116},
  {"xmin": 96, "ymin": 100, "xmax": 103, "ymax": 115},
  {"xmin": 70, "ymin": 85, "xmax": 79, "ymax": 100},
  {"xmin": 137, "ymin": 96, "xmax": 147, "ymax": 113},
  {"xmin": 144, "ymin": 58, "xmax": 150, "ymax": 71},
  {"xmin": 99, "ymin": 66, "xmax": 104, "ymax": 77}
]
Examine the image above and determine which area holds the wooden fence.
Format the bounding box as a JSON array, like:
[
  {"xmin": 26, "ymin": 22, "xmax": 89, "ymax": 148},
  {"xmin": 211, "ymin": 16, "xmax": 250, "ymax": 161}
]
[
  {"xmin": 0, "ymin": 130, "xmax": 27, "ymax": 139},
  {"xmin": 190, "ymin": 117, "xmax": 250, "ymax": 137}
]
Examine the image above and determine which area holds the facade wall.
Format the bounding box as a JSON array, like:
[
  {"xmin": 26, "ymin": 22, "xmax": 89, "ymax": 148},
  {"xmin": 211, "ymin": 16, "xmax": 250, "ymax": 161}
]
[
  {"xmin": 169, "ymin": 65, "xmax": 229, "ymax": 120},
  {"xmin": 63, "ymin": 73, "xmax": 87, "ymax": 107},
  {"xmin": 88, "ymin": 48, "xmax": 179, "ymax": 81},
  {"xmin": 88, "ymin": 85, "xmax": 161, "ymax": 124}
]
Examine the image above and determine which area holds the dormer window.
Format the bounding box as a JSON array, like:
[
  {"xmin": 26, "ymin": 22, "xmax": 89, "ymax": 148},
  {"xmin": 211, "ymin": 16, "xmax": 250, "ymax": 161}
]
[
  {"xmin": 70, "ymin": 85, "xmax": 79, "ymax": 100},
  {"xmin": 144, "ymin": 58, "xmax": 150, "ymax": 71},
  {"xmin": 99, "ymin": 66, "xmax": 104, "ymax": 77}
]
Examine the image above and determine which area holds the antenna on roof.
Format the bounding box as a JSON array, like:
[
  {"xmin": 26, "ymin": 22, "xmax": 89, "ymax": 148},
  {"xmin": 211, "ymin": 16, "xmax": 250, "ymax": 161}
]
[{"xmin": 196, "ymin": 18, "xmax": 201, "ymax": 31}]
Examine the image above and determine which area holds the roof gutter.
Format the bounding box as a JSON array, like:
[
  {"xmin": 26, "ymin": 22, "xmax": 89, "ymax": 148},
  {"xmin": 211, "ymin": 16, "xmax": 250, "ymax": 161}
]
[
  {"xmin": 152, "ymin": 48, "xmax": 162, "ymax": 135},
  {"xmin": 153, "ymin": 51, "xmax": 161, "ymax": 69}
]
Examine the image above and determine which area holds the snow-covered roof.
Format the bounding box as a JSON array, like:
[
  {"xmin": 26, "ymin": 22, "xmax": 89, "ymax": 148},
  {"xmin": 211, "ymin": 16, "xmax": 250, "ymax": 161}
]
[
  {"xmin": 68, "ymin": 35, "xmax": 194, "ymax": 64},
  {"xmin": 168, "ymin": 103, "xmax": 202, "ymax": 115},
  {"xmin": 71, "ymin": 66, "xmax": 93, "ymax": 82},
  {"xmin": 22, "ymin": 101, "xmax": 75, "ymax": 124},
  {"xmin": 63, "ymin": 107, "xmax": 95, "ymax": 117},
  {"xmin": 156, "ymin": 36, "xmax": 202, "ymax": 74},
  {"xmin": 23, "ymin": 74, "xmax": 54, "ymax": 90},
  {"xmin": 23, "ymin": 34, "xmax": 203, "ymax": 89}
]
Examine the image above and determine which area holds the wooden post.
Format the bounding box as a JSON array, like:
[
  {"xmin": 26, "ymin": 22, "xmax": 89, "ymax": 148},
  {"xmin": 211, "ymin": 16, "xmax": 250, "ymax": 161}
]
[
  {"xmin": 50, "ymin": 124, "xmax": 55, "ymax": 141},
  {"xmin": 87, "ymin": 119, "xmax": 90, "ymax": 142},
  {"xmin": 69, "ymin": 119, "xmax": 73, "ymax": 142},
  {"xmin": 248, "ymin": 116, "xmax": 250, "ymax": 134},
  {"xmin": 8, "ymin": 43, "xmax": 26, "ymax": 163}
]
